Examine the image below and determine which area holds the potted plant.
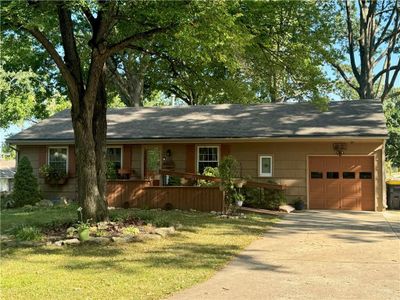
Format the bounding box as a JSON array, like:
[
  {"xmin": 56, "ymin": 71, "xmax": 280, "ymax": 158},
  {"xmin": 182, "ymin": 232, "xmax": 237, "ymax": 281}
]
[
  {"xmin": 233, "ymin": 193, "xmax": 245, "ymax": 207},
  {"xmin": 233, "ymin": 178, "xmax": 247, "ymax": 188},
  {"xmin": 39, "ymin": 165, "xmax": 68, "ymax": 185},
  {"xmin": 76, "ymin": 207, "xmax": 91, "ymax": 241}
]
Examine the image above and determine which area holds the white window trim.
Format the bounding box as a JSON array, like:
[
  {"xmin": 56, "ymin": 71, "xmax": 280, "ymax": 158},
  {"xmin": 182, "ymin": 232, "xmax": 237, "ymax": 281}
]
[
  {"xmin": 48, "ymin": 146, "xmax": 69, "ymax": 173},
  {"xmin": 259, "ymin": 155, "xmax": 273, "ymax": 177},
  {"xmin": 196, "ymin": 145, "xmax": 220, "ymax": 174},
  {"xmin": 106, "ymin": 146, "xmax": 123, "ymax": 169}
]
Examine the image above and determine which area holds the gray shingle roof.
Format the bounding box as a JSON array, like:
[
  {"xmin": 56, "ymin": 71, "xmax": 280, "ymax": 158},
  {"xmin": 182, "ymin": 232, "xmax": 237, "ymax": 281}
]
[{"xmin": 7, "ymin": 100, "xmax": 387, "ymax": 142}]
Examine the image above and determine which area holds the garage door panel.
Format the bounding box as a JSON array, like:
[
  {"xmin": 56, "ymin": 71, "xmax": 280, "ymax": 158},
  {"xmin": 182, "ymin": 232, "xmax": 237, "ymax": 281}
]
[{"xmin": 309, "ymin": 156, "xmax": 374, "ymax": 211}]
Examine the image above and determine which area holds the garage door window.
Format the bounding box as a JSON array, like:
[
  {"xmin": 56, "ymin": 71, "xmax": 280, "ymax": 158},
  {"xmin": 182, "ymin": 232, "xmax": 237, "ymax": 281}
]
[
  {"xmin": 311, "ymin": 172, "xmax": 323, "ymax": 179},
  {"xmin": 360, "ymin": 172, "xmax": 372, "ymax": 179},
  {"xmin": 327, "ymin": 171, "xmax": 339, "ymax": 179},
  {"xmin": 343, "ymin": 172, "xmax": 355, "ymax": 179}
]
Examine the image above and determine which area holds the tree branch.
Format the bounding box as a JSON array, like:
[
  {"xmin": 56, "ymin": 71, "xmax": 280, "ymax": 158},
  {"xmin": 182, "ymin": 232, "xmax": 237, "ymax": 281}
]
[
  {"xmin": 345, "ymin": 0, "xmax": 361, "ymax": 81},
  {"xmin": 331, "ymin": 62, "xmax": 359, "ymax": 91},
  {"xmin": 107, "ymin": 25, "xmax": 175, "ymax": 55},
  {"xmin": 373, "ymin": 65, "xmax": 400, "ymax": 83},
  {"xmin": 21, "ymin": 27, "xmax": 77, "ymax": 92}
]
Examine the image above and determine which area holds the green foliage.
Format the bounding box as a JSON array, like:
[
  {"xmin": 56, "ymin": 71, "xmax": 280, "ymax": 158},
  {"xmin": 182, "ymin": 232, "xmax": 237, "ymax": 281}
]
[
  {"xmin": 384, "ymin": 96, "xmax": 400, "ymax": 167},
  {"xmin": 218, "ymin": 156, "xmax": 245, "ymax": 211},
  {"xmin": 218, "ymin": 155, "xmax": 240, "ymax": 181},
  {"xmin": 106, "ymin": 160, "xmax": 118, "ymax": 180},
  {"xmin": 198, "ymin": 167, "xmax": 220, "ymax": 187},
  {"xmin": 12, "ymin": 156, "xmax": 41, "ymax": 207},
  {"xmin": 122, "ymin": 226, "xmax": 140, "ymax": 236},
  {"xmin": 243, "ymin": 184, "xmax": 286, "ymax": 210},
  {"xmin": 13, "ymin": 225, "xmax": 43, "ymax": 241},
  {"xmin": 39, "ymin": 164, "xmax": 67, "ymax": 181},
  {"xmin": 0, "ymin": 193, "xmax": 15, "ymax": 209}
]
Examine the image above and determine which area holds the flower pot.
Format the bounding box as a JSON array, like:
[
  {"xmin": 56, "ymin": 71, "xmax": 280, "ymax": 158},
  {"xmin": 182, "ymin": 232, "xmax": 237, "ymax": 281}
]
[
  {"xmin": 234, "ymin": 179, "xmax": 247, "ymax": 188},
  {"xmin": 236, "ymin": 200, "xmax": 243, "ymax": 207},
  {"xmin": 45, "ymin": 177, "xmax": 68, "ymax": 186},
  {"xmin": 294, "ymin": 201, "xmax": 305, "ymax": 210},
  {"xmin": 78, "ymin": 228, "xmax": 90, "ymax": 241}
]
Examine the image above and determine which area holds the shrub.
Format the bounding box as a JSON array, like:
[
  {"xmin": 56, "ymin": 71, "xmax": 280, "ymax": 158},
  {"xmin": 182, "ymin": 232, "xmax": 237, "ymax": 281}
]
[
  {"xmin": 0, "ymin": 193, "xmax": 15, "ymax": 209},
  {"xmin": 198, "ymin": 166, "xmax": 219, "ymax": 187},
  {"xmin": 122, "ymin": 226, "xmax": 140, "ymax": 235},
  {"xmin": 106, "ymin": 160, "xmax": 118, "ymax": 179},
  {"xmin": 243, "ymin": 182, "xmax": 286, "ymax": 210},
  {"xmin": 12, "ymin": 156, "xmax": 41, "ymax": 207},
  {"xmin": 13, "ymin": 226, "xmax": 43, "ymax": 241}
]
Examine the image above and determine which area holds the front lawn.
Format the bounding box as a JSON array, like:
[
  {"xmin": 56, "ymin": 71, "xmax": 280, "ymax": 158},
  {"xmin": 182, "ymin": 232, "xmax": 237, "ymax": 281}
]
[{"xmin": 1, "ymin": 206, "xmax": 277, "ymax": 300}]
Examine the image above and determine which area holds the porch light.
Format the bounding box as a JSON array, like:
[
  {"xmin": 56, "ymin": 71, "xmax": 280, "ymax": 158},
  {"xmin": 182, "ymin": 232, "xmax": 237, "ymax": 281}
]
[{"xmin": 333, "ymin": 143, "xmax": 347, "ymax": 156}]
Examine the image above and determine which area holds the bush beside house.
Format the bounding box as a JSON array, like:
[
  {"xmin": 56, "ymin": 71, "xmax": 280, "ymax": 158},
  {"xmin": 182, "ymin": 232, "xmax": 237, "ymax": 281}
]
[{"xmin": 12, "ymin": 156, "xmax": 41, "ymax": 207}]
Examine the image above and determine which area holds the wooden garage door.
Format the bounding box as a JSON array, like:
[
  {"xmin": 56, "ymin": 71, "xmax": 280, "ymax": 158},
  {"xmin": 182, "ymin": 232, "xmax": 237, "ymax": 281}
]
[{"xmin": 309, "ymin": 156, "xmax": 374, "ymax": 211}]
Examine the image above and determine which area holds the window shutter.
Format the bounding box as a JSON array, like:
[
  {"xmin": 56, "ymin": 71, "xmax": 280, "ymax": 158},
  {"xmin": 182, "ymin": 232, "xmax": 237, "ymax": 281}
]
[
  {"xmin": 185, "ymin": 144, "xmax": 196, "ymax": 173},
  {"xmin": 38, "ymin": 146, "xmax": 47, "ymax": 167},
  {"xmin": 123, "ymin": 145, "xmax": 132, "ymax": 172},
  {"xmin": 68, "ymin": 145, "xmax": 76, "ymax": 177},
  {"xmin": 221, "ymin": 144, "xmax": 231, "ymax": 159}
]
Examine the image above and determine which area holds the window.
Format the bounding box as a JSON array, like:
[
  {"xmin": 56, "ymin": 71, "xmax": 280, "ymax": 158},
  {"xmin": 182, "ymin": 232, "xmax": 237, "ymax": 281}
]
[
  {"xmin": 326, "ymin": 171, "xmax": 339, "ymax": 179},
  {"xmin": 48, "ymin": 147, "xmax": 68, "ymax": 173},
  {"xmin": 311, "ymin": 172, "xmax": 323, "ymax": 179},
  {"xmin": 106, "ymin": 147, "xmax": 122, "ymax": 171},
  {"xmin": 259, "ymin": 155, "xmax": 272, "ymax": 177},
  {"xmin": 360, "ymin": 172, "xmax": 372, "ymax": 179},
  {"xmin": 197, "ymin": 146, "xmax": 219, "ymax": 174},
  {"xmin": 343, "ymin": 172, "xmax": 355, "ymax": 179}
]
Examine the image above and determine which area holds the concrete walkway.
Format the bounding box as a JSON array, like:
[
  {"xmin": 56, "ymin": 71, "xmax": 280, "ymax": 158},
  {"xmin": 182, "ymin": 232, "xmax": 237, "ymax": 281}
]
[{"xmin": 168, "ymin": 211, "xmax": 400, "ymax": 300}]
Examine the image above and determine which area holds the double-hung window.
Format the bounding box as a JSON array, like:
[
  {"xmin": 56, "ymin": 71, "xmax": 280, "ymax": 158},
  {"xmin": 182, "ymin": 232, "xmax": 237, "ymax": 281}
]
[
  {"xmin": 48, "ymin": 147, "xmax": 68, "ymax": 174},
  {"xmin": 197, "ymin": 146, "xmax": 219, "ymax": 174},
  {"xmin": 106, "ymin": 147, "xmax": 122, "ymax": 171},
  {"xmin": 259, "ymin": 155, "xmax": 273, "ymax": 177}
]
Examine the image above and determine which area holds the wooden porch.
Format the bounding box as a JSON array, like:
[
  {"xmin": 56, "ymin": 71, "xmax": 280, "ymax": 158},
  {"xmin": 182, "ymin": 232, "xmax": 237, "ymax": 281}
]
[
  {"xmin": 106, "ymin": 169, "xmax": 285, "ymax": 212},
  {"xmin": 106, "ymin": 179, "xmax": 225, "ymax": 212}
]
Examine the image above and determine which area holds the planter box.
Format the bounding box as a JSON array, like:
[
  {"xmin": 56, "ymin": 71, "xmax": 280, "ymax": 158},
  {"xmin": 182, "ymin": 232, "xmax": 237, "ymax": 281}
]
[{"xmin": 45, "ymin": 177, "xmax": 68, "ymax": 186}]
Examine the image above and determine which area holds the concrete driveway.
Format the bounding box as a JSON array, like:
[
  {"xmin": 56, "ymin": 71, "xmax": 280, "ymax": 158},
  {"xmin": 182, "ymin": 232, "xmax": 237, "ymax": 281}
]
[{"xmin": 168, "ymin": 211, "xmax": 400, "ymax": 300}]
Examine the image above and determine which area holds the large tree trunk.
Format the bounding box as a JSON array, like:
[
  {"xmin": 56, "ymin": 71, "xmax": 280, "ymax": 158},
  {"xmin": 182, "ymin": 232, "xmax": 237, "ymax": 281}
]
[{"xmin": 71, "ymin": 70, "xmax": 108, "ymax": 222}]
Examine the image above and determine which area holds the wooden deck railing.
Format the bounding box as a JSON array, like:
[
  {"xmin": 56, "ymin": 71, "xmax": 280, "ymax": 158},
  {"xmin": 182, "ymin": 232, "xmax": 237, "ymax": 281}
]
[{"xmin": 159, "ymin": 169, "xmax": 286, "ymax": 190}]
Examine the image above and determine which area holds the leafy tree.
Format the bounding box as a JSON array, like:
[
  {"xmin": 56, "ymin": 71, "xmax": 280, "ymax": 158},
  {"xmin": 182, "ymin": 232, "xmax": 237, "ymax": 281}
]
[
  {"xmin": 329, "ymin": 0, "xmax": 400, "ymax": 102},
  {"xmin": 384, "ymin": 93, "xmax": 400, "ymax": 166},
  {"xmin": 2, "ymin": 0, "xmax": 247, "ymax": 221},
  {"xmin": 236, "ymin": 0, "xmax": 337, "ymax": 103},
  {"xmin": 12, "ymin": 156, "xmax": 41, "ymax": 207}
]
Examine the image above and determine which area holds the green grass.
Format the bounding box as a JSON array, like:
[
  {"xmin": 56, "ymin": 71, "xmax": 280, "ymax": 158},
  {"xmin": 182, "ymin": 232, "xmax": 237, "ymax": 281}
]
[{"xmin": 1, "ymin": 206, "xmax": 277, "ymax": 300}]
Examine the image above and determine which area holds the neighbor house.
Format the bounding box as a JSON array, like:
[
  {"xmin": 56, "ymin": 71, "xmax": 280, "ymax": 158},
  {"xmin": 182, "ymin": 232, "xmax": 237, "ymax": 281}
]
[
  {"xmin": 0, "ymin": 159, "xmax": 16, "ymax": 193},
  {"xmin": 6, "ymin": 100, "xmax": 388, "ymax": 211}
]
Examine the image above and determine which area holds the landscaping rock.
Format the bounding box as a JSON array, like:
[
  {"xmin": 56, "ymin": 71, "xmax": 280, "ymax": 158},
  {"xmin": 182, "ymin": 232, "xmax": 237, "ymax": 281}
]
[
  {"xmin": 54, "ymin": 238, "xmax": 80, "ymax": 246},
  {"xmin": 279, "ymin": 205, "xmax": 295, "ymax": 213},
  {"xmin": 210, "ymin": 211, "xmax": 217, "ymax": 215},
  {"xmin": 23, "ymin": 204, "xmax": 33, "ymax": 209},
  {"xmin": 154, "ymin": 226, "xmax": 175, "ymax": 237},
  {"xmin": 37, "ymin": 199, "xmax": 54, "ymax": 207}
]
